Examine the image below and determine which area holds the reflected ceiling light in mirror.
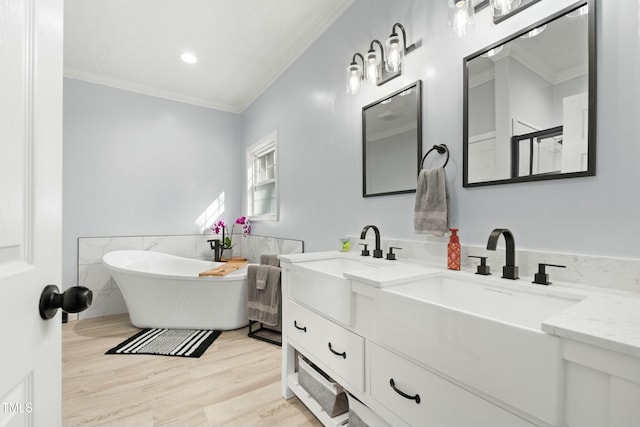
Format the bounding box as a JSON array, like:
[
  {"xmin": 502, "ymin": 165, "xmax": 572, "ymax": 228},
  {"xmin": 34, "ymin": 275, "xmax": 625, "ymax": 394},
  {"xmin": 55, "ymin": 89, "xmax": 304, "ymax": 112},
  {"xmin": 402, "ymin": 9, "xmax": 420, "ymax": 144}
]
[
  {"xmin": 566, "ymin": 4, "xmax": 588, "ymax": 17},
  {"xmin": 449, "ymin": 0, "xmax": 476, "ymax": 38},
  {"xmin": 481, "ymin": 45, "xmax": 504, "ymax": 57},
  {"xmin": 520, "ymin": 24, "xmax": 547, "ymax": 38},
  {"xmin": 346, "ymin": 53, "xmax": 364, "ymax": 95},
  {"xmin": 491, "ymin": 0, "xmax": 522, "ymax": 17},
  {"xmin": 180, "ymin": 52, "xmax": 198, "ymax": 64},
  {"xmin": 346, "ymin": 22, "xmax": 417, "ymax": 95}
]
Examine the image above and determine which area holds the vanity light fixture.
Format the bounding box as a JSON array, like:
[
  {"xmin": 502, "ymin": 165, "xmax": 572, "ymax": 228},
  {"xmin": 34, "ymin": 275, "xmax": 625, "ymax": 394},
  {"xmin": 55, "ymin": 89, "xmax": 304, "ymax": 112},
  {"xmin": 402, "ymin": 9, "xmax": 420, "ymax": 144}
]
[
  {"xmin": 490, "ymin": 0, "xmax": 522, "ymax": 18},
  {"xmin": 346, "ymin": 22, "xmax": 417, "ymax": 95},
  {"xmin": 365, "ymin": 40, "xmax": 384, "ymax": 85},
  {"xmin": 448, "ymin": 0, "xmax": 526, "ymax": 38},
  {"xmin": 346, "ymin": 53, "xmax": 364, "ymax": 95},
  {"xmin": 448, "ymin": 0, "xmax": 476, "ymax": 38}
]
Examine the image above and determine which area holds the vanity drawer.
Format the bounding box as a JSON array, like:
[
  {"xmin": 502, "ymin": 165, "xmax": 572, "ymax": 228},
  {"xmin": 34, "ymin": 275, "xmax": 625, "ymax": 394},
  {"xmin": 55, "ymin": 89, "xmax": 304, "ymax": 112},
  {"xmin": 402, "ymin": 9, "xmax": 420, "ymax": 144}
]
[
  {"xmin": 286, "ymin": 300, "xmax": 364, "ymax": 391},
  {"xmin": 370, "ymin": 343, "xmax": 534, "ymax": 427}
]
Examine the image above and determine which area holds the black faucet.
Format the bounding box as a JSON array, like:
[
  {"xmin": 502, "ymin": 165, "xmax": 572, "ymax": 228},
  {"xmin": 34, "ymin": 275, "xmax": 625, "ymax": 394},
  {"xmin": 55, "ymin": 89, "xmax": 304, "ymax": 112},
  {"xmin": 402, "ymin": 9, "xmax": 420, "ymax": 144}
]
[
  {"xmin": 486, "ymin": 228, "xmax": 519, "ymax": 280},
  {"xmin": 207, "ymin": 239, "xmax": 224, "ymax": 262},
  {"xmin": 360, "ymin": 225, "xmax": 383, "ymax": 258}
]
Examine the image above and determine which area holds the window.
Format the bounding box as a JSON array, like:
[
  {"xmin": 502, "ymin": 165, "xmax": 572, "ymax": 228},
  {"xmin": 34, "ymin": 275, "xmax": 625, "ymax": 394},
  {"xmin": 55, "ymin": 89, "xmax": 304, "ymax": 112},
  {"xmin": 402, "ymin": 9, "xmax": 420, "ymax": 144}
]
[{"xmin": 247, "ymin": 131, "xmax": 278, "ymax": 221}]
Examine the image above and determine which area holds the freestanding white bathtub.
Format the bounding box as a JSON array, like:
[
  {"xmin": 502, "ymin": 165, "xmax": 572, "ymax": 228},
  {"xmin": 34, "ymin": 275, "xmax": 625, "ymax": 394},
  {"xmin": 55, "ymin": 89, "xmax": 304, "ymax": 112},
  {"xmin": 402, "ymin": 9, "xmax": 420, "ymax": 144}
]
[{"xmin": 103, "ymin": 250, "xmax": 249, "ymax": 330}]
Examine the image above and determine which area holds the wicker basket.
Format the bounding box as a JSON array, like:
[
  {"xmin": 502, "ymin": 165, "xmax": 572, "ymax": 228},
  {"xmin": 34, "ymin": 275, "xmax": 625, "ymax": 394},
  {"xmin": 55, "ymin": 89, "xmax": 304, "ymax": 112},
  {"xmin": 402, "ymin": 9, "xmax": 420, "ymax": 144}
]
[{"xmin": 297, "ymin": 356, "xmax": 348, "ymax": 418}]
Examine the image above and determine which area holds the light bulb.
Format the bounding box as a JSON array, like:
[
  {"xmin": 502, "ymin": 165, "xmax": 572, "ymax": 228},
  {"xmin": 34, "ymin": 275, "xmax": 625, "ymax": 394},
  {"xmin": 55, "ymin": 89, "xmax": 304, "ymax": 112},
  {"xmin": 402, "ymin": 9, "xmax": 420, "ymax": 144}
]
[
  {"xmin": 385, "ymin": 35, "xmax": 403, "ymax": 73},
  {"xmin": 449, "ymin": 0, "xmax": 475, "ymax": 38},
  {"xmin": 490, "ymin": 0, "xmax": 522, "ymax": 17},
  {"xmin": 365, "ymin": 51, "xmax": 380, "ymax": 85},
  {"xmin": 346, "ymin": 63, "xmax": 362, "ymax": 95}
]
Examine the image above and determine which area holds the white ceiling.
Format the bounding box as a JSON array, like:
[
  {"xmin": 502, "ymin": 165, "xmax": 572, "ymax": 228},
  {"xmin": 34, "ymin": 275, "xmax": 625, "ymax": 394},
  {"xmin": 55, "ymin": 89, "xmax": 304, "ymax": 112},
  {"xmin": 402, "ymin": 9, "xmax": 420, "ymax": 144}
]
[{"xmin": 64, "ymin": 0, "xmax": 355, "ymax": 113}]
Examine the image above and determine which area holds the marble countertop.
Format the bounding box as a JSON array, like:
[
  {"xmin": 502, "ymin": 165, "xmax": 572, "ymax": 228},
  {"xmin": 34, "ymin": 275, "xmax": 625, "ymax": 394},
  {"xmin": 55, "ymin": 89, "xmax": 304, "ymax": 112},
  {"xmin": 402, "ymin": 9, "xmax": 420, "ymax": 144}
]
[
  {"xmin": 279, "ymin": 251, "xmax": 441, "ymax": 287},
  {"xmin": 280, "ymin": 251, "xmax": 640, "ymax": 359},
  {"xmin": 542, "ymin": 295, "xmax": 640, "ymax": 358}
]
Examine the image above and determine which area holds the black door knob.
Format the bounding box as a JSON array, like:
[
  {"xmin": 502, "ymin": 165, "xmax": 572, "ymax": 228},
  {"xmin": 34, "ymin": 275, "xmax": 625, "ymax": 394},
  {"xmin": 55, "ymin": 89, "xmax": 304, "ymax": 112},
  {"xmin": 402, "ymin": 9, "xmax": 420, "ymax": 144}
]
[{"xmin": 39, "ymin": 285, "xmax": 93, "ymax": 320}]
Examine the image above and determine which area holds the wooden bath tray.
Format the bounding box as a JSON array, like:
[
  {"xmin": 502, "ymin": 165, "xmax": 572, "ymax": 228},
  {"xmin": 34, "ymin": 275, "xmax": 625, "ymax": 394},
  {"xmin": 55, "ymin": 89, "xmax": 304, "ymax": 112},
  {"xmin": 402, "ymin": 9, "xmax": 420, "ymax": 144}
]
[{"xmin": 199, "ymin": 260, "xmax": 248, "ymax": 277}]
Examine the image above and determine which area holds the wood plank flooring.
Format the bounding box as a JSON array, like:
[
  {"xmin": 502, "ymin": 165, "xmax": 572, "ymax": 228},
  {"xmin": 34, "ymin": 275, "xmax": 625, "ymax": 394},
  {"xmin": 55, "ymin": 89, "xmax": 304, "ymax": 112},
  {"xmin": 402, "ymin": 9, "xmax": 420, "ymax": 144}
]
[{"xmin": 62, "ymin": 314, "xmax": 322, "ymax": 427}]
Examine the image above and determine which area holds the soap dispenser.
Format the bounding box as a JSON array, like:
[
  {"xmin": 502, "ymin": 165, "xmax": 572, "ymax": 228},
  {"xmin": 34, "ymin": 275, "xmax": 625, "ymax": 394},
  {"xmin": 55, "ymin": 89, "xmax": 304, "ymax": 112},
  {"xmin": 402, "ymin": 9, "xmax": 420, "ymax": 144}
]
[{"xmin": 448, "ymin": 228, "xmax": 461, "ymax": 270}]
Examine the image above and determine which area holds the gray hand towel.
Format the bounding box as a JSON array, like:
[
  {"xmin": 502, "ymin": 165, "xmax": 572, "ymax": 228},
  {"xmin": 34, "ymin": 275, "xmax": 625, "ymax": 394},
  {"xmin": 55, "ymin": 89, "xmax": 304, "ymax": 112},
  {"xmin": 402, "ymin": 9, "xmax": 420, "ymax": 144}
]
[
  {"xmin": 260, "ymin": 254, "xmax": 280, "ymax": 267},
  {"xmin": 255, "ymin": 264, "xmax": 269, "ymax": 290},
  {"xmin": 247, "ymin": 265, "xmax": 282, "ymax": 327},
  {"xmin": 414, "ymin": 167, "xmax": 449, "ymax": 236}
]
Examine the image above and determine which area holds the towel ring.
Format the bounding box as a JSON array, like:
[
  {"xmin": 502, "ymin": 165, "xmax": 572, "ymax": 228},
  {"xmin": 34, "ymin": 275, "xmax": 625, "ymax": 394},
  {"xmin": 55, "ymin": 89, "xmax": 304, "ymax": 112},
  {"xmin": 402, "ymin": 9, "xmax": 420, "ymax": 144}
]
[{"xmin": 421, "ymin": 144, "xmax": 449, "ymax": 169}]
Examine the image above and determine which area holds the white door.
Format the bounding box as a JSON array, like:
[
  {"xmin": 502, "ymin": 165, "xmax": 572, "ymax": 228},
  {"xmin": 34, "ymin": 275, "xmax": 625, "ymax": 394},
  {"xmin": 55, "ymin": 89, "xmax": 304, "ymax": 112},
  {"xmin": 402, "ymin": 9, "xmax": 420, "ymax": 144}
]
[
  {"xmin": 562, "ymin": 92, "xmax": 589, "ymax": 173},
  {"xmin": 0, "ymin": 0, "xmax": 64, "ymax": 426},
  {"xmin": 467, "ymin": 132, "xmax": 496, "ymax": 183}
]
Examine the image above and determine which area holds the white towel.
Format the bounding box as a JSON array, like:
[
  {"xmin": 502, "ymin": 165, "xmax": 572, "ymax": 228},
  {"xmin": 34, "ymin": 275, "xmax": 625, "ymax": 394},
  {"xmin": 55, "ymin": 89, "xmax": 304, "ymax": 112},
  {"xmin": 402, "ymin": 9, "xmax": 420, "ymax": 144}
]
[{"xmin": 414, "ymin": 167, "xmax": 449, "ymax": 236}]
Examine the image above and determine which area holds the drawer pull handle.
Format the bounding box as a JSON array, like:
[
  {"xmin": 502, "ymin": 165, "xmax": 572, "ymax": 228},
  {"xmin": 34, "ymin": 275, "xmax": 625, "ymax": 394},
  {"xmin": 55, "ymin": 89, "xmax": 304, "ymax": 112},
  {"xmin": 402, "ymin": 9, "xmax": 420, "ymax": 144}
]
[
  {"xmin": 294, "ymin": 320, "xmax": 307, "ymax": 332},
  {"xmin": 389, "ymin": 378, "xmax": 421, "ymax": 404},
  {"xmin": 328, "ymin": 342, "xmax": 347, "ymax": 359}
]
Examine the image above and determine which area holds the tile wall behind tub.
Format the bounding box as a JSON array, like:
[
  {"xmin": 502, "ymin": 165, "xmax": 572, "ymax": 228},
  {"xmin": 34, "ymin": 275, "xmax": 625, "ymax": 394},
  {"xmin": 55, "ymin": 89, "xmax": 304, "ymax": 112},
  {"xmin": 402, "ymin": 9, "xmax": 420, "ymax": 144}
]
[{"xmin": 78, "ymin": 234, "xmax": 304, "ymax": 320}]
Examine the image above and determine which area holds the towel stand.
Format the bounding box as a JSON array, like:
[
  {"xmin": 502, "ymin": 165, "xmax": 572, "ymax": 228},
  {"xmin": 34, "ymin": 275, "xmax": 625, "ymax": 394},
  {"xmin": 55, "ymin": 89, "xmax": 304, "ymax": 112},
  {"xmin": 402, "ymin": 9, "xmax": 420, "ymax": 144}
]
[
  {"xmin": 247, "ymin": 257, "xmax": 282, "ymax": 346},
  {"xmin": 421, "ymin": 144, "xmax": 449, "ymax": 169},
  {"xmin": 248, "ymin": 320, "xmax": 282, "ymax": 346}
]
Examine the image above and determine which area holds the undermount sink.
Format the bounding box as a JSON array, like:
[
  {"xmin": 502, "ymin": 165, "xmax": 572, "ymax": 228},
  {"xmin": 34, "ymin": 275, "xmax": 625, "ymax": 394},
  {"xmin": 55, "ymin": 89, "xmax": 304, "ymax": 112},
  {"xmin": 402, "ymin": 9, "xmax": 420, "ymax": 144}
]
[
  {"xmin": 288, "ymin": 256, "xmax": 380, "ymax": 326},
  {"xmin": 375, "ymin": 272, "xmax": 584, "ymax": 425},
  {"xmin": 387, "ymin": 273, "xmax": 582, "ymax": 330}
]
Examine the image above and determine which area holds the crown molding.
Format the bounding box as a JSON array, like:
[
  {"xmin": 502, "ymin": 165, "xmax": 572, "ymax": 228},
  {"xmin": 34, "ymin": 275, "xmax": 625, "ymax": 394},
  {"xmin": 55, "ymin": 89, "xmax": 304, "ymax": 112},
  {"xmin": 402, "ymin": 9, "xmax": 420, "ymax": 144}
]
[{"xmin": 64, "ymin": 68, "xmax": 241, "ymax": 113}]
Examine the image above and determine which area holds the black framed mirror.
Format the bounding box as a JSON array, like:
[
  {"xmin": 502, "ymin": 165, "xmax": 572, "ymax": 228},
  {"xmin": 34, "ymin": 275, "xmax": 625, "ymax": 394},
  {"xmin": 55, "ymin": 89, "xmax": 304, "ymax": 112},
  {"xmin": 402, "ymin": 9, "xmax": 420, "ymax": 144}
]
[
  {"xmin": 463, "ymin": 0, "xmax": 596, "ymax": 187},
  {"xmin": 362, "ymin": 80, "xmax": 422, "ymax": 197}
]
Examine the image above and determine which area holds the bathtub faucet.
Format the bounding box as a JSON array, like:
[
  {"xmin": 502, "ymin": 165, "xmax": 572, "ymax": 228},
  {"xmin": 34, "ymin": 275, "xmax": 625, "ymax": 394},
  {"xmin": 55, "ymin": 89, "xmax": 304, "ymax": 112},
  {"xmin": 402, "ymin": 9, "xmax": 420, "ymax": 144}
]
[{"xmin": 207, "ymin": 239, "xmax": 224, "ymax": 262}]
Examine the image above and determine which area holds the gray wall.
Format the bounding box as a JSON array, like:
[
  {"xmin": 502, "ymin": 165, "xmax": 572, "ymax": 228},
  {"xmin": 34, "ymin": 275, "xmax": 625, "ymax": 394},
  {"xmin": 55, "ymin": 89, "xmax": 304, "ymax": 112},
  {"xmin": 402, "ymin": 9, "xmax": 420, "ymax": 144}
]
[
  {"xmin": 63, "ymin": 0, "xmax": 640, "ymax": 288},
  {"xmin": 241, "ymin": 0, "xmax": 640, "ymax": 258},
  {"xmin": 63, "ymin": 79, "xmax": 242, "ymax": 286}
]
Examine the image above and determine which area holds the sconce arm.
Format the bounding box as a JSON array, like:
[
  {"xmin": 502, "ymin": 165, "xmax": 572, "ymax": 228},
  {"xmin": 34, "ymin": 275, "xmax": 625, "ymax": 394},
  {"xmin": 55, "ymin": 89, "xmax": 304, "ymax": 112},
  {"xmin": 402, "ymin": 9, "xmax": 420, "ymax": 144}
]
[
  {"xmin": 368, "ymin": 39, "xmax": 385, "ymax": 64},
  {"xmin": 351, "ymin": 52, "xmax": 365, "ymax": 66},
  {"xmin": 391, "ymin": 22, "xmax": 417, "ymax": 54}
]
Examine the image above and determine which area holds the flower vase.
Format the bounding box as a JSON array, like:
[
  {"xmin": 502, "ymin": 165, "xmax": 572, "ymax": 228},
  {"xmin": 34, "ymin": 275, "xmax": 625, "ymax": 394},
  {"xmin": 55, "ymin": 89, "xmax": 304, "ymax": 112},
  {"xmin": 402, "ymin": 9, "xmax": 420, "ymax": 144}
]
[{"xmin": 223, "ymin": 247, "xmax": 233, "ymax": 261}]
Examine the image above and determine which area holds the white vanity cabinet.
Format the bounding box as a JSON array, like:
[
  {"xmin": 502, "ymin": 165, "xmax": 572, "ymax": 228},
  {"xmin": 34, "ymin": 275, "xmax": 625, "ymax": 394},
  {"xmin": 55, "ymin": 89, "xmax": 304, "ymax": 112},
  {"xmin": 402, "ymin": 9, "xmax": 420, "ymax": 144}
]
[
  {"xmin": 563, "ymin": 340, "xmax": 640, "ymax": 427},
  {"xmin": 280, "ymin": 252, "xmax": 640, "ymax": 427},
  {"xmin": 369, "ymin": 343, "xmax": 535, "ymax": 427},
  {"xmin": 280, "ymin": 255, "xmax": 543, "ymax": 427},
  {"xmin": 286, "ymin": 299, "xmax": 365, "ymax": 392}
]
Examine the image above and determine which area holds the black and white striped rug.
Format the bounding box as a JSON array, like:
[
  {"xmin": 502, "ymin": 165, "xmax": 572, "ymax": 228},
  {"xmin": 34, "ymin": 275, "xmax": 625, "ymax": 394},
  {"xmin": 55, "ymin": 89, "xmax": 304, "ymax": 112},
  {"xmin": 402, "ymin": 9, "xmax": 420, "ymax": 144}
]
[{"xmin": 105, "ymin": 328, "xmax": 221, "ymax": 358}]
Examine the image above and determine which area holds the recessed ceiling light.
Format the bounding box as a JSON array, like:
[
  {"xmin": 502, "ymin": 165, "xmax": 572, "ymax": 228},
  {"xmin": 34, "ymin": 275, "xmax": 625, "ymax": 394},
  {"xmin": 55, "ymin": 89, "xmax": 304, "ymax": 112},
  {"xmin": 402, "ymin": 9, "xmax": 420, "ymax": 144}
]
[{"xmin": 181, "ymin": 52, "xmax": 197, "ymax": 64}]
